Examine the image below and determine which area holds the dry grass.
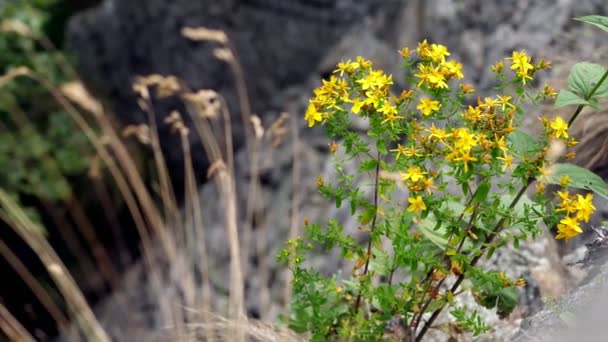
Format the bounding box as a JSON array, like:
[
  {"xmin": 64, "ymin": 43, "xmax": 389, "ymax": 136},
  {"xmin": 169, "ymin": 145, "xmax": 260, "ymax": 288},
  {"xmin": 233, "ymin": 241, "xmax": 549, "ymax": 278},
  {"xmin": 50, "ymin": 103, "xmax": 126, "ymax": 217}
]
[{"xmin": 0, "ymin": 21, "xmax": 303, "ymax": 342}]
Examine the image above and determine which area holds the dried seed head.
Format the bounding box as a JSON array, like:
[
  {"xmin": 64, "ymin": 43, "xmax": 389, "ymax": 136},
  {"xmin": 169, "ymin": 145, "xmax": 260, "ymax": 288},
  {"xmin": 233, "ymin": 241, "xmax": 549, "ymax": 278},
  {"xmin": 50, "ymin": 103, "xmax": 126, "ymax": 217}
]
[
  {"xmin": 250, "ymin": 115, "xmax": 264, "ymax": 140},
  {"xmin": 122, "ymin": 124, "xmax": 151, "ymax": 145},
  {"xmin": 268, "ymin": 112, "xmax": 289, "ymax": 147},
  {"xmin": 182, "ymin": 27, "xmax": 228, "ymax": 44},
  {"xmin": 182, "ymin": 89, "xmax": 222, "ymax": 119}
]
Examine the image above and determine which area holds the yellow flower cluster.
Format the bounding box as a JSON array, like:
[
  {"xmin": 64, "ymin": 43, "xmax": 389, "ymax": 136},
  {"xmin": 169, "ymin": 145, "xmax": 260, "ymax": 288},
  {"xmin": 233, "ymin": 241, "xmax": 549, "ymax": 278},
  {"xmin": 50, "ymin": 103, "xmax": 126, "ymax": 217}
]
[
  {"xmin": 305, "ymin": 55, "xmax": 403, "ymax": 128},
  {"xmin": 401, "ymin": 166, "xmax": 436, "ymax": 195},
  {"xmin": 414, "ymin": 40, "xmax": 464, "ymax": 90},
  {"xmin": 507, "ymin": 51, "xmax": 534, "ymax": 84},
  {"xmin": 555, "ymin": 191, "xmax": 596, "ymax": 240}
]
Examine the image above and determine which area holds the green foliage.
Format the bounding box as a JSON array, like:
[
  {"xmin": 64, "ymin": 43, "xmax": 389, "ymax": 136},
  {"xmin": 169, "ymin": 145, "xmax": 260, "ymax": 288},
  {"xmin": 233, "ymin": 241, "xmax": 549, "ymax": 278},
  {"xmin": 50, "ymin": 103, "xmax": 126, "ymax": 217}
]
[
  {"xmin": 545, "ymin": 163, "xmax": 608, "ymax": 200},
  {"xmin": 0, "ymin": 2, "xmax": 93, "ymax": 212},
  {"xmin": 281, "ymin": 15, "xmax": 608, "ymax": 341}
]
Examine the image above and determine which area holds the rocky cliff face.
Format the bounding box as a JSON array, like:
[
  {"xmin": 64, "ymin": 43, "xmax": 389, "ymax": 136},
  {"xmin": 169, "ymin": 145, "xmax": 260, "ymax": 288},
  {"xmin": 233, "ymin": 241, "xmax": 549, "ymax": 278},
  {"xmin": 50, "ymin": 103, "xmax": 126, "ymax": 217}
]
[{"xmin": 65, "ymin": 0, "xmax": 608, "ymax": 340}]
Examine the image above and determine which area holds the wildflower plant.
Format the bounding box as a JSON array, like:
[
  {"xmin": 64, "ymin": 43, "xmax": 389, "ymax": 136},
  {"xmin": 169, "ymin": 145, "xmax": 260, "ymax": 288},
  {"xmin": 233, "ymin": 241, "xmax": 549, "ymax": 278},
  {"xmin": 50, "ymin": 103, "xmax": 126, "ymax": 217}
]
[{"xmin": 281, "ymin": 16, "xmax": 608, "ymax": 341}]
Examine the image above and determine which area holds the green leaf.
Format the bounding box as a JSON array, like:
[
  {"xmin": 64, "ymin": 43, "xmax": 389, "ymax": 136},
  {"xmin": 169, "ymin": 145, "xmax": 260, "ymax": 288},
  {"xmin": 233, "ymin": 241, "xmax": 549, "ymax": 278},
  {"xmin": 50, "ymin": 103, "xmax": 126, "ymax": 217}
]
[
  {"xmin": 554, "ymin": 89, "xmax": 590, "ymax": 108},
  {"xmin": 358, "ymin": 159, "xmax": 378, "ymax": 173},
  {"xmin": 575, "ymin": 15, "xmax": 608, "ymax": 33},
  {"xmin": 507, "ymin": 130, "xmax": 539, "ymax": 157},
  {"xmin": 473, "ymin": 182, "xmax": 491, "ymax": 204},
  {"xmin": 545, "ymin": 163, "xmax": 608, "ymax": 199},
  {"xmin": 475, "ymin": 287, "xmax": 519, "ymax": 319},
  {"xmin": 567, "ymin": 62, "xmax": 608, "ymax": 99},
  {"xmin": 419, "ymin": 214, "xmax": 448, "ymax": 248}
]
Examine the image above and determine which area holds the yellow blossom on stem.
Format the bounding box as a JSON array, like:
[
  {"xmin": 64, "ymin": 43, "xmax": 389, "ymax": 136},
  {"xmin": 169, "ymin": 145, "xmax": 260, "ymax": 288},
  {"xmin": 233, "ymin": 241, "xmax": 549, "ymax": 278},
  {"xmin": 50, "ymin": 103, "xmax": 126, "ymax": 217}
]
[
  {"xmin": 460, "ymin": 84, "xmax": 475, "ymax": 94},
  {"xmin": 441, "ymin": 60, "xmax": 464, "ymax": 79},
  {"xmin": 399, "ymin": 47, "xmax": 411, "ymax": 59},
  {"xmin": 491, "ymin": 61, "xmax": 504, "ymax": 73},
  {"xmin": 417, "ymin": 97, "xmax": 441, "ymax": 116},
  {"xmin": 390, "ymin": 144, "xmax": 408, "ymax": 160},
  {"xmin": 428, "ymin": 43, "xmax": 450, "ymax": 63},
  {"xmin": 559, "ymin": 175, "xmax": 570, "ymax": 187},
  {"xmin": 415, "ymin": 64, "xmax": 448, "ymax": 89},
  {"xmin": 549, "ymin": 116, "xmax": 569, "ymax": 139},
  {"xmin": 544, "ymin": 85, "xmax": 558, "ymax": 97},
  {"xmin": 402, "ymin": 166, "xmax": 427, "ymax": 182},
  {"xmin": 496, "ymin": 95, "xmax": 514, "ymax": 111},
  {"xmin": 497, "ymin": 153, "xmax": 514, "ymax": 172},
  {"xmin": 427, "ymin": 124, "xmax": 448, "ymax": 143},
  {"xmin": 453, "ymin": 150, "xmax": 478, "ymax": 172},
  {"xmin": 407, "ymin": 195, "xmax": 427, "ymax": 215},
  {"xmin": 555, "ymin": 215, "xmax": 583, "ymax": 241},
  {"xmin": 422, "ymin": 177, "xmax": 438, "ymax": 194},
  {"xmin": 305, "ymin": 102, "xmax": 323, "ymax": 127},
  {"xmin": 453, "ymin": 128, "xmax": 478, "ymax": 151},
  {"xmin": 574, "ymin": 193, "xmax": 595, "ymax": 223},
  {"xmin": 508, "ymin": 50, "xmax": 534, "ymax": 84},
  {"xmin": 417, "ymin": 39, "xmax": 431, "ymax": 59}
]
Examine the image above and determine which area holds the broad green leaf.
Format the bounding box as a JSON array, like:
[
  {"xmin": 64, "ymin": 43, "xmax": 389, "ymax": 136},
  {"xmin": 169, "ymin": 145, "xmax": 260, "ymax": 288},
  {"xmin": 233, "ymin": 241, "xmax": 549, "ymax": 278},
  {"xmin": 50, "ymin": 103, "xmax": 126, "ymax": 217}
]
[
  {"xmin": 507, "ymin": 130, "xmax": 539, "ymax": 157},
  {"xmin": 545, "ymin": 163, "xmax": 608, "ymax": 199},
  {"xmin": 358, "ymin": 159, "xmax": 378, "ymax": 173},
  {"xmin": 475, "ymin": 287, "xmax": 519, "ymax": 319},
  {"xmin": 567, "ymin": 62, "xmax": 608, "ymax": 98},
  {"xmin": 473, "ymin": 182, "xmax": 491, "ymax": 204},
  {"xmin": 575, "ymin": 15, "xmax": 608, "ymax": 33},
  {"xmin": 419, "ymin": 214, "xmax": 448, "ymax": 248},
  {"xmin": 554, "ymin": 89, "xmax": 590, "ymax": 108}
]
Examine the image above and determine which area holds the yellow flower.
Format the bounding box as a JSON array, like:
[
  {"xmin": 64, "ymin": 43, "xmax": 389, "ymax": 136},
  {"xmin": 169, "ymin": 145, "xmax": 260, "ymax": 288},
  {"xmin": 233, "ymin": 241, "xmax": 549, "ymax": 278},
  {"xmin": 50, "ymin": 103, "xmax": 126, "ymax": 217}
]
[
  {"xmin": 555, "ymin": 215, "xmax": 583, "ymax": 241},
  {"xmin": 544, "ymin": 85, "xmax": 558, "ymax": 97},
  {"xmin": 422, "ymin": 177, "xmax": 438, "ymax": 194},
  {"xmin": 574, "ymin": 193, "xmax": 595, "ymax": 223},
  {"xmin": 407, "ymin": 195, "xmax": 427, "ymax": 215},
  {"xmin": 497, "ymin": 153, "xmax": 514, "ymax": 172},
  {"xmin": 549, "ymin": 116, "xmax": 569, "ymax": 139},
  {"xmin": 556, "ymin": 190, "xmax": 575, "ymax": 213},
  {"xmin": 453, "ymin": 128, "xmax": 478, "ymax": 152},
  {"xmin": 415, "ymin": 64, "xmax": 448, "ymax": 89},
  {"xmin": 402, "ymin": 166, "xmax": 427, "ymax": 182},
  {"xmin": 491, "ymin": 61, "xmax": 504, "ymax": 73},
  {"xmin": 378, "ymin": 100, "xmax": 397, "ymax": 116},
  {"xmin": 334, "ymin": 59, "xmax": 359, "ymax": 76},
  {"xmin": 390, "ymin": 144, "xmax": 407, "ymax": 160},
  {"xmin": 399, "ymin": 47, "xmax": 411, "ymax": 59},
  {"xmin": 356, "ymin": 55, "xmax": 373, "ymax": 69},
  {"xmin": 381, "ymin": 112, "xmax": 403, "ymax": 127},
  {"xmin": 305, "ymin": 102, "xmax": 323, "ymax": 127},
  {"xmin": 494, "ymin": 135, "xmax": 508, "ymax": 154},
  {"xmin": 453, "ymin": 150, "xmax": 478, "ymax": 172},
  {"xmin": 441, "ymin": 60, "xmax": 463, "ymax": 79},
  {"xmin": 417, "ymin": 39, "xmax": 431, "ymax": 59},
  {"xmin": 559, "ymin": 175, "xmax": 570, "ymax": 187},
  {"xmin": 426, "ymin": 124, "xmax": 448, "ymax": 142},
  {"xmin": 460, "ymin": 84, "xmax": 475, "ymax": 94},
  {"xmin": 508, "ymin": 50, "xmax": 534, "ymax": 84},
  {"xmin": 417, "ymin": 97, "xmax": 441, "ymax": 116},
  {"xmin": 428, "ymin": 43, "xmax": 450, "ymax": 63},
  {"xmin": 463, "ymin": 105, "xmax": 482, "ymax": 123},
  {"xmin": 496, "ymin": 95, "xmax": 514, "ymax": 111}
]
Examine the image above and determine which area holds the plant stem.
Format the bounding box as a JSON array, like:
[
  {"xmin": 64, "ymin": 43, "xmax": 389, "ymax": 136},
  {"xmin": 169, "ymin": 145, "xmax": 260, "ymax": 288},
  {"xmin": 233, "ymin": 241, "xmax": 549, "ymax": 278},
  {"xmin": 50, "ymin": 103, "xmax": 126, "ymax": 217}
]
[
  {"xmin": 354, "ymin": 152, "xmax": 381, "ymax": 314},
  {"xmin": 415, "ymin": 70, "xmax": 608, "ymax": 338},
  {"xmin": 415, "ymin": 181, "xmax": 529, "ymax": 341},
  {"xmin": 568, "ymin": 69, "xmax": 608, "ymax": 126}
]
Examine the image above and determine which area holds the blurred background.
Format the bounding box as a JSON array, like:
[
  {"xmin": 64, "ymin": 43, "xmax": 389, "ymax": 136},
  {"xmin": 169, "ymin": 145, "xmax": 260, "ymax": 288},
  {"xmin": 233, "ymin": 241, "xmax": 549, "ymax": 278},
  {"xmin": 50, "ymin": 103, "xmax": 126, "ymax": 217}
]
[{"xmin": 1, "ymin": 0, "xmax": 608, "ymax": 341}]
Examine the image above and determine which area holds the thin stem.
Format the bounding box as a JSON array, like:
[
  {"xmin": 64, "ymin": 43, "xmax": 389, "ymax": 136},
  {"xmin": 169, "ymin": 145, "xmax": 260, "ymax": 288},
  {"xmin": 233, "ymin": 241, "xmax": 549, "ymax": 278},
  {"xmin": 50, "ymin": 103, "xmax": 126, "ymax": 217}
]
[
  {"xmin": 568, "ymin": 69, "xmax": 608, "ymax": 126},
  {"xmin": 354, "ymin": 152, "xmax": 382, "ymax": 314},
  {"xmin": 416, "ymin": 181, "xmax": 529, "ymax": 341}
]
